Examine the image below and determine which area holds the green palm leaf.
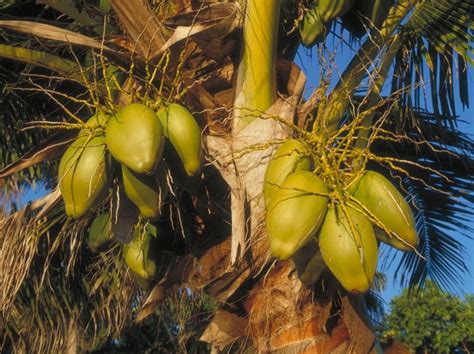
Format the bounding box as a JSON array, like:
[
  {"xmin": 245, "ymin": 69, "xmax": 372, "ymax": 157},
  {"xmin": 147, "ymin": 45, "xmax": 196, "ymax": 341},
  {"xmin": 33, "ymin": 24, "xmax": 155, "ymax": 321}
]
[
  {"xmin": 0, "ymin": 44, "xmax": 80, "ymax": 77},
  {"xmin": 375, "ymin": 109, "xmax": 474, "ymax": 292},
  {"xmin": 406, "ymin": 0, "xmax": 473, "ymax": 58},
  {"xmin": 391, "ymin": 0, "xmax": 474, "ymax": 120}
]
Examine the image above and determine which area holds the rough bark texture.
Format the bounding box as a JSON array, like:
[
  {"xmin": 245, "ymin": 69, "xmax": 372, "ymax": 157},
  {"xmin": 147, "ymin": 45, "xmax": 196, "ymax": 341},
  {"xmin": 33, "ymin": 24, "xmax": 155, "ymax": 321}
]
[{"xmin": 244, "ymin": 262, "xmax": 349, "ymax": 353}]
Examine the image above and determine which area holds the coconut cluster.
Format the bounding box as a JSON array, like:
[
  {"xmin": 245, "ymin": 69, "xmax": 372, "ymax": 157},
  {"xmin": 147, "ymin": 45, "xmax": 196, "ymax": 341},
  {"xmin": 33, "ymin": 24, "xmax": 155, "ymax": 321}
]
[
  {"xmin": 264, "ymin": 139, "xmax": 419, "ymax": 294},
  {"xmin": 58, "ymin": 102, "xmax": 202, "ymax": 285}
]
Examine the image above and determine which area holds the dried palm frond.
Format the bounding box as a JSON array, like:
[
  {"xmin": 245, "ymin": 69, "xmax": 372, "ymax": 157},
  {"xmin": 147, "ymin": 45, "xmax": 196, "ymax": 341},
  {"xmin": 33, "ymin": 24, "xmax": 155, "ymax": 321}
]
[
  {"xmin": 0, "ymin": 199, "xmax": 139, "ymax": 352},
  {"xmin": 0, "ymin": 195, "xmax": 61, "ymax": 316}
]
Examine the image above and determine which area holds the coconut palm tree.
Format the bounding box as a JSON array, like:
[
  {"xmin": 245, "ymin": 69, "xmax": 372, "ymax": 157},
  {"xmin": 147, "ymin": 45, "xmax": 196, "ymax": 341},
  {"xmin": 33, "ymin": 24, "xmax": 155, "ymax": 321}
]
[{"xmin": 0, "ymin": 0, "xmax": 473, "ymax": 352}]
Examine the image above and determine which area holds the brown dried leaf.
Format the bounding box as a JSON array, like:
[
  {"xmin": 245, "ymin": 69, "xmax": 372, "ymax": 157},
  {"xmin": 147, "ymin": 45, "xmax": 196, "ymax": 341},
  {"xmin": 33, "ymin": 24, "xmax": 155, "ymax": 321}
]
[
  {"xmin": 134, "ymin": 283, "xmax": 167, "ymax": 323},
  {"xmin": 0, "ymin": 20, "xmax": 132, "ymax": 66},
  {"xmin": 110, "ymin": 0, "xmax": 168, "ymax": 58},
  {"xmin": 135, "ymin": 255, "xmax": 194, "ymax": 322},
  {"xmin": 154, "ymin": 3, "xmax": 238, "ymax": 58},
  {"xmin": 0, "ymin": 189, "xmax": 62, "ymax": 315},
  {"xmin": 201, "ymin": 59, "xmax": 234, "ymax": 94},
  {"xmin": 205, "ymin": 268, "xmax": 252, "ymax": 302},
  {"xmin": 276, "ymin": 59, "xmax": 308, "ymax": 97},
  {"xmin": 0, "ymin": 20, "xmax": 106, "ymax": 51},
  {"xmin": 32, "ymin": 188, "xmax": 62, "ymax": 221},
  {"xmin": 36, "ymin": 0, "xmax": 105, "ymax": 35},
  {"xmin": 199, "ymin": 308, "xmax": 248, "ymax": 349}
]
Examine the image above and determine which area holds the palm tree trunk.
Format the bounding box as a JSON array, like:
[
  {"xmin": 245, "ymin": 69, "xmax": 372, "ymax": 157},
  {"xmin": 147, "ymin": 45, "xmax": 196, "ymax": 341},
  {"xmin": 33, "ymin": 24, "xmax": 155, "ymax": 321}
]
[
  {"xmin": 244, "ymin": 262, "xmax": 376, "ymax": 353},
  {"xmin": 198, "ymin": 254, "xmax": 377, "ymax": 352}
]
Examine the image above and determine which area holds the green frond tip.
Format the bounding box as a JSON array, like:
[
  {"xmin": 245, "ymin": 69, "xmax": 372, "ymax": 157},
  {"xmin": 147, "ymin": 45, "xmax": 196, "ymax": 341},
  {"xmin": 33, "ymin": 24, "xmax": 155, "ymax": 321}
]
[
  {"xmin": 459, "ymin": 54, "xmax": 469, "ymax": 108},
  {"xmin": 0, "ymin": 44, "xmax": 80, "ymax": 79},
  {"xmin": 299, "ymin": 6, "xmax": 330, "ymax": 48},
  {"xmin": 405, "ymin": 0, "xmax": 474, "ymax": 61},
  {"xmin": 392, "ymin": 0, "xmax": 473, "ymax": 118}
]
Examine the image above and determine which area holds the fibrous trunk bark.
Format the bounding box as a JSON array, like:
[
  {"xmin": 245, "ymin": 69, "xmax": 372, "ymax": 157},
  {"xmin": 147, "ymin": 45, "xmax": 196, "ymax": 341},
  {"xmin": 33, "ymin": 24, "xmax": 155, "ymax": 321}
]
[{"xmin": 244, "ymin": 262, "xmax": 376, "ymax": 353}]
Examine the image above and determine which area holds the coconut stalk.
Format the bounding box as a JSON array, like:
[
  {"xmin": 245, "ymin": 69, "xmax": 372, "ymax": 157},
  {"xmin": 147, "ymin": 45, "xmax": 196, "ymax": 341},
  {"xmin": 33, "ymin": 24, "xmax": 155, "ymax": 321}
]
[
  {"xmin": 226, "ymin": 0, "xmax": 284, "ymax": 262},
  {"xmin": 233, "ymin": 0, "xmax": 282, "ymax": 131},
  {"xmin": 353, "ymin": 34, "xmax": 402, "ymax": 153}
]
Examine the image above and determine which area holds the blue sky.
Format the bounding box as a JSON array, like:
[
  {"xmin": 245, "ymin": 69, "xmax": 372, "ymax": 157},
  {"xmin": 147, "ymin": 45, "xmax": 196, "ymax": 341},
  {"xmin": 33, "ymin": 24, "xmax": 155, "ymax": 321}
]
[{"xmin": 296, "ymin": 36, "xmax": 474, "ymax": 305}]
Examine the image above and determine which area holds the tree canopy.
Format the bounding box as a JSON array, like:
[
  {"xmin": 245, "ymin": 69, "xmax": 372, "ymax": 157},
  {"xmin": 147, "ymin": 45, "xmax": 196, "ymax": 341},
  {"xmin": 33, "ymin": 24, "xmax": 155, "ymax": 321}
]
[{"xmin": 381, "ymin": 282, "xmax": 474, "ymax": 353}]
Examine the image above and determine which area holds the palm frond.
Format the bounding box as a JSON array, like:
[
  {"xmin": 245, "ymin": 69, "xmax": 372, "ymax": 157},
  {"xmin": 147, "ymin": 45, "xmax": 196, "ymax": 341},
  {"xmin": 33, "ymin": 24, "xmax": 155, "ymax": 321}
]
[
  {"xmin": 0, "ymin": 43, "xmax": 80, "ymax": 77},
  {"xmin": 375, "ymin": 108, "xmax": 474, "ymax": 292},
  {"xmin": 0, "ymin": 24, "xmax": 128, "ymax": 191},
  {"xmin": 0, "ymin": 200, "xmax": 138, "ymax": 353},
  {"xmin": 391, "ymin": 0, "xmax": 474, "ymax": 121},
  {"xmin": 394, "ymin": 171, "xmax": 472, "ymax": 292},
  {"xmin": 36, "ymin": 0, "xmax": 108, "ymax": 35},
  {"xmin": 365, "ymin": 272, "xmax": 387, "ymax": 325},
  {"xmin": 0, "ymin": 62, "xmax": 75, "ymax": 192},
  {"xmin": 406, "ymin": 0, "xmax": 473, "ymax": 60}
]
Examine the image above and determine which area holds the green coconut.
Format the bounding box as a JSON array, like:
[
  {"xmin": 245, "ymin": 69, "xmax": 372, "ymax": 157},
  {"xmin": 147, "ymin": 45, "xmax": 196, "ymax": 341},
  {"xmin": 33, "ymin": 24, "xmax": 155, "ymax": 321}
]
[
  {"xmin": 157, "ymin": 103, "xmax": 202, "ymax": 177},
  {"xmin": 105, "ymin": 103, "xmax": 164, "ymax": 174},
  {"xmin": 350, "ymin": 170, "xmax": 418, "ymax": 251},
  {"xmin": 122, "ymin": 163, "xmax": 168, "ymax": 218},
  {"xmin": 319, "ymin": 0, "xmax": 356, "ymax": 22},
  {"xmin": 342, "ymin": 0, "xmax": 391, "ymax": 38},
  {"xmin": 80, "ymin": 111, "xmax": 108, "ymax": 132},
  {"xmin": 59, "ymin": 136, "xmax": 112, "ymax": 218},
  {"xmin": 300, "ymin": 7, "xmax": 331, "ymax": 47},
  {"xmin": 319, "ymin": 205, "xmax": 378, "ymax": 293},
  {"xmin": 266, "ymin": 171, "xmax": 329, "ymax": 260},
  {"xmin": 358, "ymin": 0, "xmax": 391, "ymax": 28},
  {"xmin": 87, "ymin": 212, "xmax": 112, "ymax": 252},
  {"xmin": 123, "ymin": 225, "xmax": 159, "ymax": 281},
  {"xmin": 263, "ymin": 139, "xmax": 312, "ymax": 208}
]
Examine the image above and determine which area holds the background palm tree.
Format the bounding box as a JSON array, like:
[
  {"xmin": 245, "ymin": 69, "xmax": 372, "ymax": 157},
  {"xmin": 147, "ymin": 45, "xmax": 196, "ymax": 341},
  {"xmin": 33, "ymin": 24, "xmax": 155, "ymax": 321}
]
[{"xmin": 0, "ymin": 0, "xmax": 473, "ymax": 352}]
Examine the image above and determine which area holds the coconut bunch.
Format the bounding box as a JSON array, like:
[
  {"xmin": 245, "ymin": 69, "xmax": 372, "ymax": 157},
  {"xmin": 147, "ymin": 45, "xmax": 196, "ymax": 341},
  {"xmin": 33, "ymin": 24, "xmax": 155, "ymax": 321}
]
[
  {"xmin": 299, "ymin": 0, "xmax": 392, "ymax": 47},
  {"xmin": 58, "ymin": 102, "xmax": 202, "ymax": 285},
  {"xmin": 264, "ymin": 138, "xmax": 419, "ymax": 294}
]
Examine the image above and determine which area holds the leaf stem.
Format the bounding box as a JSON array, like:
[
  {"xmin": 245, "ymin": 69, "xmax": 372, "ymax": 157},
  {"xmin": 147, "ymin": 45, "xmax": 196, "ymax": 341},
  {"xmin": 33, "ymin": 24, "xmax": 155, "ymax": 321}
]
[
  {"xmin": 233, "ymin": 0, "xmax": 283, "ymax": 132},
  {"xmin": 317, "ymin": 0, "xmax": 416, "ymax": 136}
]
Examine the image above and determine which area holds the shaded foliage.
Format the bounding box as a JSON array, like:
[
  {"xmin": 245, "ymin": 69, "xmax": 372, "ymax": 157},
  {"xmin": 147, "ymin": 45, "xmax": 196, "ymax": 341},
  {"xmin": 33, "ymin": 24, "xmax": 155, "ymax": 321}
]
[
  {"xmin": 94, "ymin": 291, "xmax": 217, "ymax": 353},
  {"xmin": 392, "ymin": 0, "xmax": 474, "ymax": 118}
]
